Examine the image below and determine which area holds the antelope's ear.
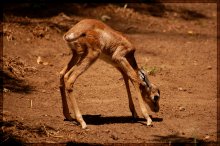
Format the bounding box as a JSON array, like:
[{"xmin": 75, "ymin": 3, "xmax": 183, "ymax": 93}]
[
  {"xmin": 138, "ymin": 70, "xmax": 145, "ymax": 80},
  {"xmin": 140, "ymin": 68, "xmax": 147, "ymax": 74},
  {"xmin": 138, "ymin": 68, "xmax": 152, "ymax": 88}
]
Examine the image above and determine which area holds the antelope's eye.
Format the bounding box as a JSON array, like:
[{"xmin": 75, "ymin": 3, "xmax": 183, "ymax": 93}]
[{"xmin": 81, "ymin": 33, "xmax": 86, "ymax": 37}]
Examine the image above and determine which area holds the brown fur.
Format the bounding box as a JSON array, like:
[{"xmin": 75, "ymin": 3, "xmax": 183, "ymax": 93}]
[{"xmin": 60, "ymin": 19, "xmax": 160, "ymax": 129}]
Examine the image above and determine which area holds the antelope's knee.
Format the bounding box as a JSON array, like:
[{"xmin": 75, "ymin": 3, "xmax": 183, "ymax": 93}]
[
  {"xmin": 64, "ymin": 73, "xmax": 70, "ymax": 82},
  {"xmin": 59, "ymin": 72, "xmax": 66, "ymax": 87},
  {"xmin": 65, "ymin": 81, "xmax": 74, "ymax": 92},
  {"xmin": 59, "ymin": 71, "xmax": 65, "ymax": 79},
  {"xmin": 112, "ymin": 53, "xmax": 123, "ymax": 62}
]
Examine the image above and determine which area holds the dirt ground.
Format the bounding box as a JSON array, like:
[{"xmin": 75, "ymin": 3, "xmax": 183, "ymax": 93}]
[{"xmin": 1, "ymin": 3, "xmax": 218, "ymax": 145}]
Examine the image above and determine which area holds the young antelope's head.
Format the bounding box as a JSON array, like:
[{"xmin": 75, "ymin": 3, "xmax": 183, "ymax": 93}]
[{"xmin": 138, "ymin": 69, "xmax": 160, "ymax": 112}]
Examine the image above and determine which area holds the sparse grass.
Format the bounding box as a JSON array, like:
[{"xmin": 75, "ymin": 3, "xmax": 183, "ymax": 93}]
[{"xmin": 142, "ymin": 66, "xmax": 161, "ymax": 76}]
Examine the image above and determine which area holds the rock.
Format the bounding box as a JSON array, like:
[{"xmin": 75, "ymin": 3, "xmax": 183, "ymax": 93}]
[
  {"xmin": 178, "ymin": 87, "xmax": 187, "ymax": 92},
  {"xmin": 42, "ymin": 90, "xmax": 46, "ymax": 93},
  {"xmin": 207, "ymin": 66, "xmax": 212, "ymax": 70},
  {"xmin": 110, "ymin": 133, "xmax": 119, "ymax": 140},
  {"xmin": 179, "ymin": 106, "xmax": 185, "ymax": 111},
  {"xmin": 37, "ymin": 56, "xmax": 43, "ymax": 64},
  {"xmin": 43, "ymin": 62, "xmax": 49, "ymax": 66},
  {"xmin": 204, "ymin": 135, "xmax": 210, "ymax": 140},
  {"xmin": 187, "ymin": 30, "xmax": 193, "ymax": 34},
  {"xmin": 3, "ymin": 88, "xmax": 10, "ymax": 93},
  {"xmin": 26, "ymin": 38, "xmax": 31, "ymax": 41},
  {"xmin": 37, "ymin": 56, "xmax": 49, "ymax": 65}
]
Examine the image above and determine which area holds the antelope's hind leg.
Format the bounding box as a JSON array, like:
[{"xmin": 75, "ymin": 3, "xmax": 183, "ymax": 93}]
[
  {"xmin": 65, "ymin": 50, "xmax": 100, "ymax": 129},
  {"xmin": 59, "ymin": 52, "xmax": 80, "ymax": 121}
]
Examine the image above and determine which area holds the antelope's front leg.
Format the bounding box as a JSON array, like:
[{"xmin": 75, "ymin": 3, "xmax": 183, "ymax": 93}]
[
  {"xmin": 133, "ymin": 82, "xmax": 152, "ymax": 126},
  {"xmin": 113, "ymin": 47, "xmax": 152, "ymax": 126},
  {"xmin": 118, "ymin": 68, "xmax": 138, "ymax": 119}
]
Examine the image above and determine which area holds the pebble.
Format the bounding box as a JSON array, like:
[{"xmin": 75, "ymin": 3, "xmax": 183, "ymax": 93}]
[
  {"xmin": 207, "ymin": 66, "xmax": 212, "ymax": 70},
  {"xmin": 26, "ymin": 38, "xmax": 31, "ymax": 41},
  {"xmin": 42, "ymin": 90, "xmax": 46, "ymax": 93},
  {"xmin": 204, "ymin": 135, "xmax": 210, "ymax": 140},
  {"xmin": 3, "ymin": 88, "xmax": 10, "ymax": 93},
  {"xmin": 188, "ymin": 30, "xmax": 193, "ymax": 34},
  {"xmin": 110, "ymin": 133, "xmax": 119, "ymax": 140},
  {"xmin": 37, "ymin": 56, "xmax": 49, "ymax": 65},
  {"xmin": 179, "ymin": 106, "xmax": 185, "ymax": 111},
  {"xmin": 178, "ymin": 87, "xmax": 187, "ymax": 91},
  {"xmin": 37, "ymin": 56, "xmax": 43, "ymax": 64},
  {"xmin": 43, "ymin": 62, "xmax": 49, "ymax": 66}
]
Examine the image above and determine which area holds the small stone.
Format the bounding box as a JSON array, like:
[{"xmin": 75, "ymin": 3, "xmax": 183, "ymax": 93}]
[
  {"xmin": 188, "ymin": 30, "xmax": 193, "ymax": 34},
  {"xmin": 110, "ymin": 133, "xmax": 119, "ymax": 140},
  {"xmin": 207, "ymin": 66, "xmax": 212, "ymax": 70},
  {"xmin": 204, "ymin": 135, "xmax": 210, "ymax": 140},
  {"xmin": 37, "ymin": 56, "xmax": 49, "ymax": 65},
  {"xmin": 179, "ymin": 106, "xmax": 185, "ymax": 111},
  {"xmin": 3, "ymin": 88, "xmax": 10, "ymax": 93},
  {"xmin": 37, "ymin": 56, "xmax": 43, "ymax": 64},
  {"xmin": 42, "ymin": 90, "xmax": 46, "ymax": 93},
  {"xmin": 43, "ymin": 62, "xmax": 49, "ymax": 65},
  {"xmin": 178, "ymin": 87, "xmax": 187, "ymax": 92}
]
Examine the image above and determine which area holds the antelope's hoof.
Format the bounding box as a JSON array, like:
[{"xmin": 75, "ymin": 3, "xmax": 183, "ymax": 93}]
[
  {"xmin": 81, "ymin": 122, "xmax": 87, "ymax": 129},
  {"xmin": 147, "ymin": 118, "xmax": 152, "ymax": 126}
]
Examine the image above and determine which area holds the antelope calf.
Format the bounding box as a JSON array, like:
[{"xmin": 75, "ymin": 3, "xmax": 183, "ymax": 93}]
[{"xmin": 59, "ymin": 19, "xmax": 160, "ymax": 129}]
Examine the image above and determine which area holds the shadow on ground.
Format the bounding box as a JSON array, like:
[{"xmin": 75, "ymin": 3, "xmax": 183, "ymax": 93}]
[
  {"xmin": 3, "ymin": 3, "xmax": 212, "ymax": 41},
  {"xmin": 152, "ymin": 134, "xmax": 217, "ymax": 146},
  {"xmin": 0, "ymin": 120, "xmax": 57, "ymax": 145},
  {"xmin": 128, "ymin": 3, "xmax": 208, "ymax": 20},
  {"xmin": 80, "ymin": 114, "xmax": 163, "ymax": 125},
  {"xmin": 1, "ymin": 121, "xmax": 28, "ymax": 145},
  {"xmin": 1, "ymin": 70, "xmax": 33, "ymax": 94},
  {"xmin": 3, "ymin": 3, "xmax": 209, "ymax": 21}
]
